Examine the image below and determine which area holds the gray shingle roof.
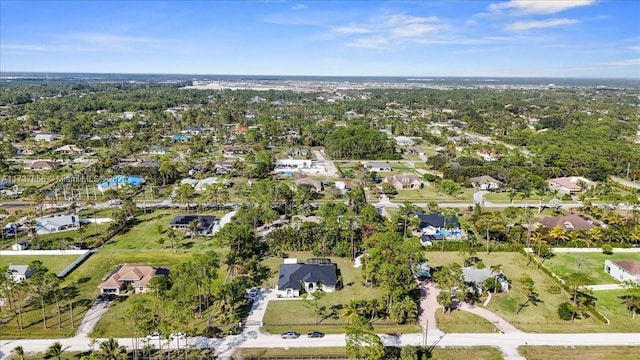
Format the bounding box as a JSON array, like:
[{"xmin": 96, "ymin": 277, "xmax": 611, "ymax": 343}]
[{"xmin": 278, "ymin": 263, "xmax": 338, "ymax": 289}]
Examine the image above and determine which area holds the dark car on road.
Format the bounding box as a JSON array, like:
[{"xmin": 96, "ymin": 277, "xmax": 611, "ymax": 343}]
[
  {"xmin": 280, "ymin": 331, "xmax": 300, "ymax": 339},
  {"xmin": 308, "ymin": 331, "xmax": 325, "ymax": 338}
]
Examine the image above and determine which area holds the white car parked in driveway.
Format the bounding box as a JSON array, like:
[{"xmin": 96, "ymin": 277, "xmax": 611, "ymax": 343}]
[{"xmin": 146, "ymin": 332, "xmax": 161, "ymax": 340}]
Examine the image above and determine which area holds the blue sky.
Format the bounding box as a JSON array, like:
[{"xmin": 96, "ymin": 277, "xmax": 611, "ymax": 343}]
[{"xmin": 1, "ymin": 0, "xmax": 639, "ymax": 78}]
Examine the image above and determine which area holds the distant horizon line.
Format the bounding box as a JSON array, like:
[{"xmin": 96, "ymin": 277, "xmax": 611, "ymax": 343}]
[{"xmin": 1, "ymin": 70, "xmax": 638, "ymax": 80}]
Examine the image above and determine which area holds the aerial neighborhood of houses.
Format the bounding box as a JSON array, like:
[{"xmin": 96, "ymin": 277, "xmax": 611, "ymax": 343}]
[{"xmin": 0, "ymin": 76, "xmax": 639, "ymax": 359}]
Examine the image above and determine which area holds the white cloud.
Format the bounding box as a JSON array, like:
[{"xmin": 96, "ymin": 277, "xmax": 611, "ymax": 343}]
[
  {"xmin": 328, "ymin": 14, "xmax": 449, "ymax": 49},
  {"xmin": 487, "ymin": 0, "xmax": 597, "ymax": 16},
  {"xmin": 629, "ymin": 46, "xmax": 640, "ymax": 52},
  {"xmin": 601, "ymin": 58, "xmax": 640, "ymax": 67},
  {"xmin": 291, "ymin": 4, "xmax": 307, "ymax": 10},
  {"xmin": 505, "ymin": 18, "xmax": 579, "ymax": 31},
  {"xmin": 0, "ymin": 44, "xmax": 49, "ymax": 51}
]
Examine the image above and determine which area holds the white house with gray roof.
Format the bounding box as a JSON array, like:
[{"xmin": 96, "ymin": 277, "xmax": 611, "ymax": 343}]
[
  {"xmin": 276, "ymin": 258, "xmax": 338, "ymax": 298},
  {"xmin": 35, "ymin": 214, "xmax": 80, "ymax": 235},
  {"xmin": 7, "ymin": 265, "xmax": 35, "ymax": 282},
  {"xmin": 365, "ymin": 162, "xmax": 392, "ymax": 172}
]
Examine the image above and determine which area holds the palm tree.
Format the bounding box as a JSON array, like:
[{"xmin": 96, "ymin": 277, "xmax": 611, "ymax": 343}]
[
  {"xmin": 45, "ymin": 341, "xmax": 69, "ymax": 360},
  {"xmin": 549, "ymin": 226, "xmax": 568, "ymax": 246},
  {"xmin": 188, "ymin": 219, "xmax": 201, "ymax": 239},
  {"xmin": 98, "ymin": 338, "xmax": 127, "ymax": 360},
  {"xmin": 12, "ymin": 346, "xmax": 24, "ymax": 360},
  {"xmin": 490, "ymin": 264, "xmax": 503, "ymax": 274}
]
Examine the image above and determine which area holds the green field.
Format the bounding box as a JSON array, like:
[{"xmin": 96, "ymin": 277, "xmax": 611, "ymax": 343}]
[
  {"xmin": 391, "ymin": 185, "xmax": 474, "ymax": 203},
  {"xmin": 425, "ymin": 251, "xmax": 639, "ymax": 333},
  {"xmin": 103, "ymin": 209, "xmax": 226, "ymax": 250},
  {"xmin": 261, "ymin": 252, "xmax": 421, "ymax": 334},
  {"xmin": 544, "ymin": 252, "xmax": 640, "ymax": 285},
  {"xmin": 518, "ymin": 346, "xmax": 640, "ymax": 360},
  {"xmin": 435, "ymin": 308, "xmax": 497, "ymax": 333},
  {"xmin": 0, "ymin": 255, "xmax": 79, "ymax": 275}
]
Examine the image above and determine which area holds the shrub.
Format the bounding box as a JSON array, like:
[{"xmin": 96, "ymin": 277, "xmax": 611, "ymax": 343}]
[
  {"xmin": 476, "ymin": 261, "xmax": 486, "ymax": 269},
  {"xmin": 547, "ymin": 284, "xmax": 562, "ymax": 295},
  {"xmin": 557, "ymin": 302, "xmax": 577, "ymax": 321},
  {"xmin": 602, "ymin": 244, "xmax": 613, "ymax": 255}
]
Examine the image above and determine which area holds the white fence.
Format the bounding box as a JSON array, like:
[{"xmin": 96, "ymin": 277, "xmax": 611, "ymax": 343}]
[
  {"xmin": 0, "ymin": 250, "xmax": 90, "ymax": 256},
  {"xmin": 524, "ymin": 247, "xmax": 640, "ymax": 254}
]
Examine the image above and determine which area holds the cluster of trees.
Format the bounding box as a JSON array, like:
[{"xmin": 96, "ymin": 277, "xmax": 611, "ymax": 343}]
[
  {"xmin": 361, "ymin": 232, "xmax": 423, "ymax": 324},
  {"xmin": 324, "ymin": 125, "xmax": 399, "ymax": 160},
  {"xmin": 0, "ymin": 261, "xmax": 75, "ymax": 332}
]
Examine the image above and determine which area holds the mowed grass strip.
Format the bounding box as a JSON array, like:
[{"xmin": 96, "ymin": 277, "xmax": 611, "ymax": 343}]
[
  {"xmin": 435, "ymin": 308, "xmax": 497, "ymax": 333},
  {"xmin": 240, "ymin": 346, "xmax": 504, "ymax": 360},
  {"xmin": 544, "ymin": 252, "xmax": 640, "ymax": 285},
  {"xmin": 518, "ymin": 346, "xmax": 640, "ymax": 360},
  {"xmin": 0, "ymin": 255, "xmax": 79, "ymax": 274}
]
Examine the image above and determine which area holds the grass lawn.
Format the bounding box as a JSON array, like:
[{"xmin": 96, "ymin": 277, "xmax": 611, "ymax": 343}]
[
  {"xmin": 103, "ymin": 209, "xmax": 226, "ymax": 250},
  {"xmin": 543, "ymin": 252, "xmax": 640, "ymax": 285},
  {"xmin": 0, "ymin": 255, "xmax": 80, "ymax": 275},
  {"xmin": 391, "ymin": 185, "xmax": 474, "ymax": 203},
  {"xmin": 435, "ymin": 308, "xmax": 497, "ymax": 333},
  {"xmin": 592, "ymin": 290, "xmax": 640, "ymax": 325},
  {"xmin": 518, "ymin": 346, "xmax": 640, "ymax": 360},
  {"xmin": 239, "ymin": 346, "xmax": 504, "ymax": 360},
  {"xmin": 424, "ymin": 251, "xmax": 636, "ymax": 333},
  {"xmin": 6, "ymin": 351, "xmax": 90, "ymax": 360},
  {"xmin": 483, "ymin": 193, "xmax": 566, "ymax": 204},
  {"xmin": 260, "ymin": 252, "xmax": 421, "ymax": 334}
]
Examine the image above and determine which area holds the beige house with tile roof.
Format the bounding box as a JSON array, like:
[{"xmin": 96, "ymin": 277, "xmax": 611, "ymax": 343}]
[{"xmin": 99, "ymin": 264, "xmax": 168, "ymax": 295}]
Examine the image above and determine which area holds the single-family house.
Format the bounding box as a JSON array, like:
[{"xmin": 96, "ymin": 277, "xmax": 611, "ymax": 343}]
[
  {"xmin": 97, "ymin": 175, "xmax": 145, "ymax": 192},
  {"xmin": 538, "ymin": 213, "xmax": 594, "ymax": 231},
  {"xmin": 415, "ymin": 211, "xmax": 464, "ymax": 241},
  {"xmin": 274, "ymin": 159, "xmax": 326, "ymax": 174},
  {"xmin": 365, "ymin": 162, "xmax": 392, "ymax": 172},
  {"xmin": 169, "ymin": 215, "xmax": 218, "ymax": 236},
  {"xmin": 6, "ymin": 265, "xmax": 35, "ymax": 282},
  {"xmin": 224, "ymin": 147, "xmax": 248, "ymax": 157},
  {"xmin": 276, "ymin": 258, "xmax": 338, "ymax": 298},
  {"xmin": 548, "ymin": 176, "xmax": 595, "ymax": 194},
  {"xmin": 35, "ymin": 214, "xmax": 80, "ymax": 235},
  {"xmin": 604, "ymin": 260, "xmax": 640, "ymax": 283},
  {"xmin": 383, "ymin": 174, "xmax": 422, "ymax": 190},
  {"xmin": 212, "ymin": 160, "xmax": 235, "ymax": 175},
  {"xmin": 394, "ymin": 136, "xmax": 415, "ymax": 146},
  {"xmin": 148, "ymin": 146, "xmax": 170, "ymax": 155},
  {"xmin": 476, "ymin": 148, "xmax": 499, "ymax": 162},
  {"xmin": 294, "ymin": 178, "xmax": 323, "ymax": 192},
  {"xmin": 55, "ymin": 145, "xmax": 85, "ymax": 155},
  {"xmin": 99, "ymin": 264, "xmax": 169, "ymax": 295},
  {"xmin": 34, "ymin": 134, "xmax": 58, "ymax": 142},
  {"xmin": 194, "ymin": 177, "xmax": 229, "ymax": 191},
  {"xmin": 470, "ymin": 176, "xmax": 502, "ymax": 191},
  {"xmin": 26, "ymin": 160, "xmax": 60, "ymax": 171},
  {"xmin": 462, "ymin": 267, "xmax": 509, "ymax": 292}
]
